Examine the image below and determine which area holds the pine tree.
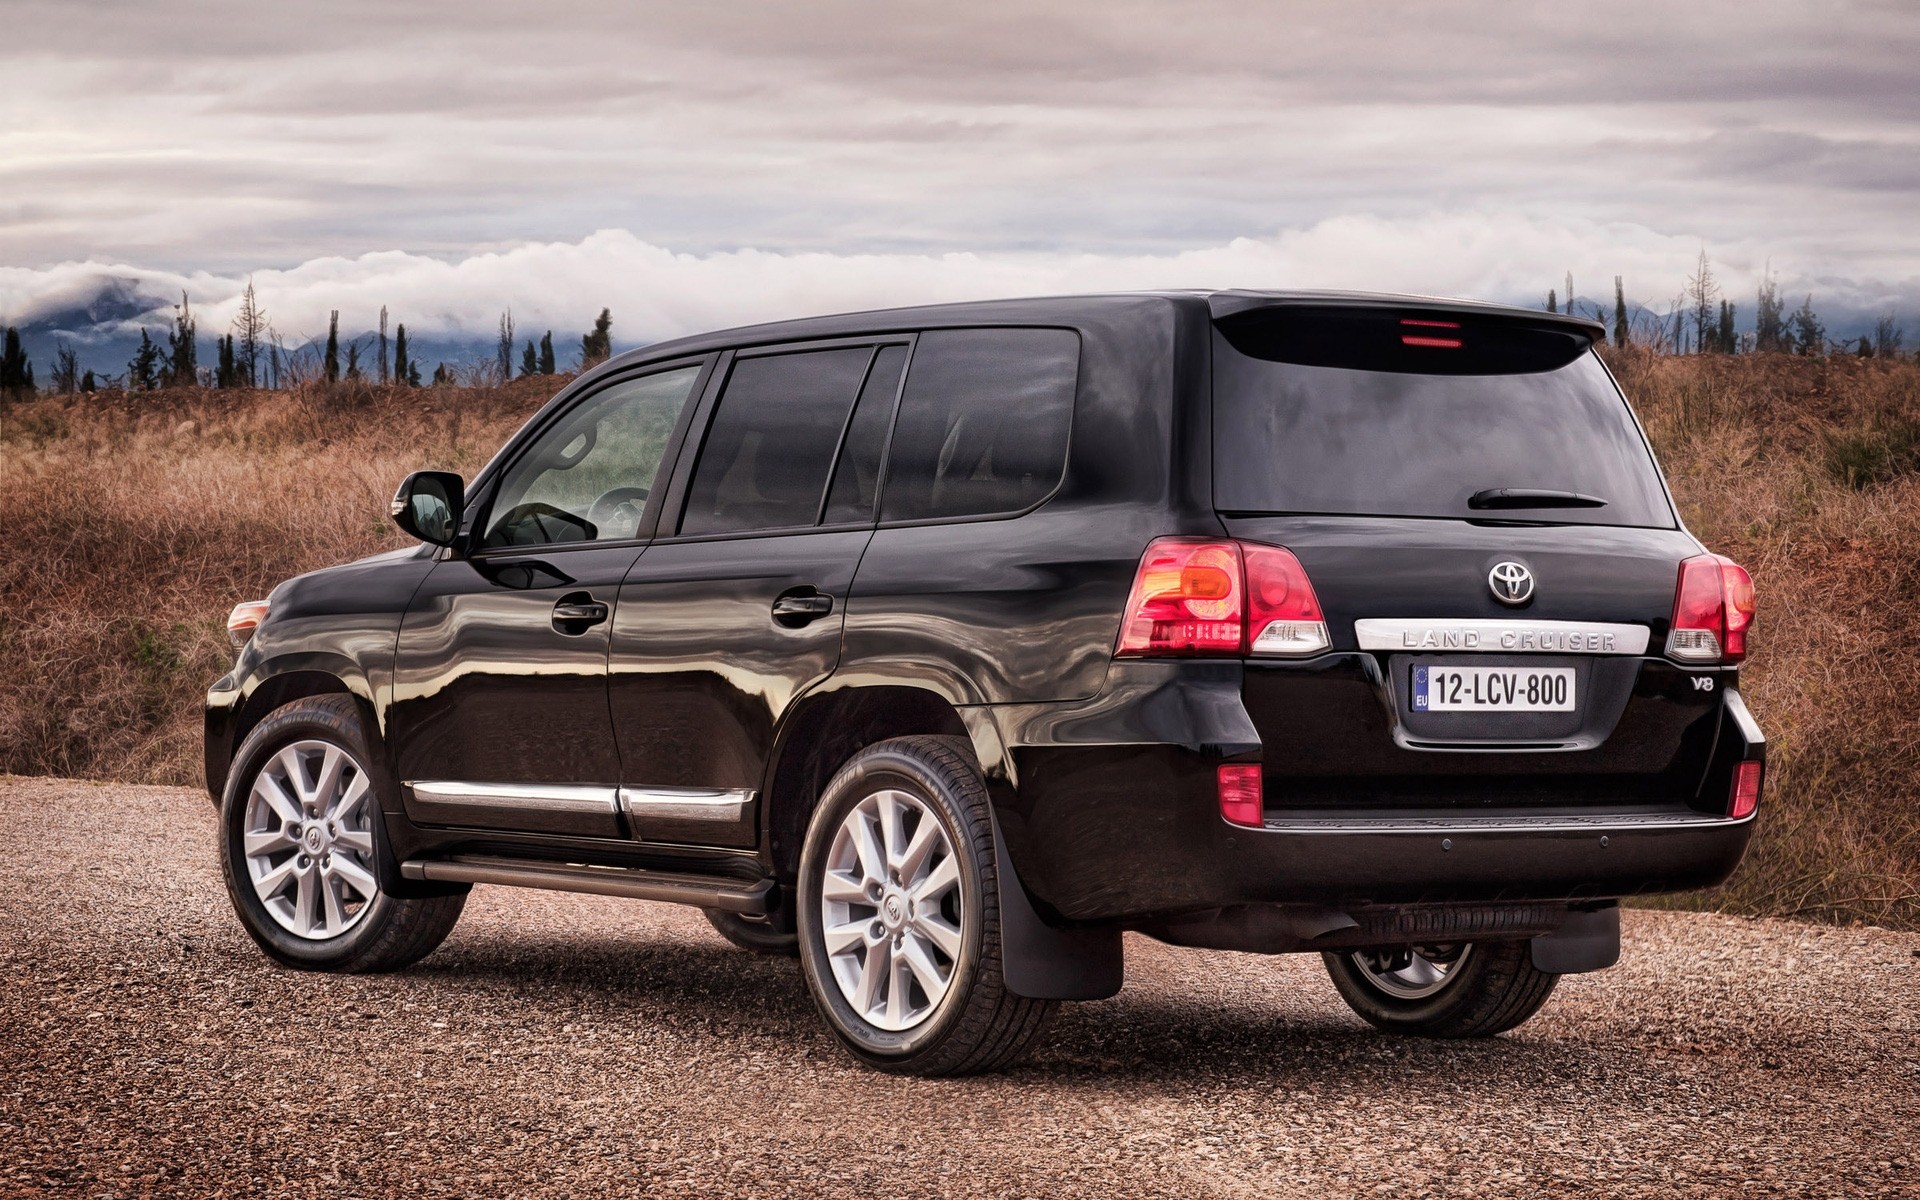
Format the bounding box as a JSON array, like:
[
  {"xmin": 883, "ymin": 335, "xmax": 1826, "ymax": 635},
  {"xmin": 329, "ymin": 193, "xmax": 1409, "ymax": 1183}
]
[
  {"xmin": 581, "ymin": 308, "xmax": 612, "ymax": 368},
  {"xmin": 496, "ymin": 310, "xmax": 515, "ymax": 383},
  {"xmin": 80, "ymin": 370, "xmax": 96, "ymax": 393},
  {"xmin": 1755, "ymin": 269, "xmax": 1787, "ymax": 352},
  {"xmin": 0, "ymin": 326, "xmax": 32, "ymax": 399},
  {"xmin": 324, "ymin": 310, "xmax": 340, "ymax": 384},
  {"xmin": 393, "ymin": 324, "xmax": 411, "ymax": 387},
  {"xmin": 1613, "ymin": 276, "xmax": 1629, "ymax": 349},
  {"xmin": 1546, "ymin": 289, "xmax": 1557, "ymax": 314},
  {"xmin": 1716, "ymin": 300, "xmax": 1737, "ymax": 354},
  {"xmin": 538, "ymin": 330, "xmax": 555, "ymax": 375},
  {"xmin": 521, "ymin": 339, "xmax": 538, "ymax": 378},
  {"xmin": 216, "ymin": 334, "xmax": 236, "ymax": 387},
  {"xmin": 346, "ymin": 341, "xmax": 363, "ymax": 381},
  {"xmin": 129, "ymin": 329, "xmax": 161, "ymax": 391},
  {"xmin": 432, "ymin": 362, "xmax": 453, "ymax": 386},
  {"xmin": 165, "ymin": 292, "xmax": 198, "ymax": 386},
  {"xmin": 1789, "ymin": 296, "xmax": 1825, "ymax": 356}
]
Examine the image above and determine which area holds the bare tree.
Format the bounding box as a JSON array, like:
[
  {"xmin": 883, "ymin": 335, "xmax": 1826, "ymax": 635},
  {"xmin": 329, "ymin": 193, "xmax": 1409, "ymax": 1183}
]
[
  {"xmin": 50, "ymin": 342, "xmax": 81, "ymax": 395},
  {"xmin": 232, "ymin": 277, "xmax": 267, "ymax": 387},
  {"xmin": 378, "ymin": 305, "xmax": 390, "ymax": 385},
  {"xmin": 1685, "ymin": 250, "xmax": 1720, "ymax": 355},
  {"xmin": 1873, "ymin": 314, "xmax": 1906, "ymax": 359}
]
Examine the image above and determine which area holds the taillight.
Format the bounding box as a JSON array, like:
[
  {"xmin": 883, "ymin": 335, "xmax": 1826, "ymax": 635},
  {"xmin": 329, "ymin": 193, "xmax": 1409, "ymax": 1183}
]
[
  {"xmin": 1400, "ymin": 317, "xmax": 1462, "ymax": 349},
  {"xmin": 227, "ymin": 600, "xmax": 270, "ymax": 651},
  {"xmin": 1117, "ymin": 538, "xmax": 1330, "ymax": 658},
  {"xmin": 1217, "ymin": 763, "xmax": 1264, "ymax": 828},
  {"xmin": 1730, "ymin": 760, "xmax": 1762, "ymax": 819},
  {"xmin": 1243, "ymin": 544, "xmax": 1331, "ymax": 656},
  {"xmin": 1116, "ymin": 539, "xmax": 1245, "ymax": 656},
  {"xmin": 1666, "ymin": 554, "xmax": 1755, "ymax": 665}
]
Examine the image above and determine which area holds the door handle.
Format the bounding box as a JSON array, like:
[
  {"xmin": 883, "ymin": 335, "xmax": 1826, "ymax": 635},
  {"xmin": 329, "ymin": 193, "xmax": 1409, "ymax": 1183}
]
[
  {"xmin": 771, "ymin": 591, "xmax": 833, "ymax": 626},
  {"xmin": 552, "ymin": 595, "xmax": 609, "ymax": 633}
]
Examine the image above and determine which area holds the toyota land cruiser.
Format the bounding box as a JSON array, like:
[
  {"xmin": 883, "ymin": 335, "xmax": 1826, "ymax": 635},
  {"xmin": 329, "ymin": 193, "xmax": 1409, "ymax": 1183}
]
[{"xmin": 207, "ymin": 291, "xmax": 1763, "ymax": 1075}]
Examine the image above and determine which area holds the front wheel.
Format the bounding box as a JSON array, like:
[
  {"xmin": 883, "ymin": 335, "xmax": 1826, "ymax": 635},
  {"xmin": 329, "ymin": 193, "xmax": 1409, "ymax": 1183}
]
[
  {"xmin": 220, "ymin": 695, "xmax": 467, "ymax": 973},
  {"xmin": 1323, "ymin": 940, "xmax": 1558, "ymax": 1038},
  {"xmin": 796, "ymin": 736, "xmax": 1055, "ymax": 1075}
]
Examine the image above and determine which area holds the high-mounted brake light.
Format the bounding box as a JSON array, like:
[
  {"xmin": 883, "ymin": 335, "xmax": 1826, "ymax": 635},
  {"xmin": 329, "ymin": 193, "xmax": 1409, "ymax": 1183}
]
[
  {"xmin": 1217, "ymin": 764, "xmax": 1264, "ymax": 828},
  {"xmin": 1399, "ymin": 317, "xmax": 1462, "ymax": 349},
  {"xmin": 1666, "ymin": 554, "xmax": 1755, "ymax": 664},
  {"xmin": 227, "ymin": 600, "xmax": 270, "ymax": 651},
  {"xmin": 1116, "ymin": 538, "xmax": 1329, "ymax": 658},
  {"xmin": 1730, "ymin": 760, "xmax": 1763, "ymax": 820}
]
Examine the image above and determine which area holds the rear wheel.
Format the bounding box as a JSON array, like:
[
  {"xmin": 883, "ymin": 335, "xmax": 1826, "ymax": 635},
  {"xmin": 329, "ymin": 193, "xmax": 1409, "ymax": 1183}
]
[
  {"xmin": 220, "ymin": 695, "xmax": 466, "ymax": 973},
  {"xmin": 796, "ymin": 736, "xmax": 1055, "ymax": 1075},
  {"xmin": 1323, "ymin": 940, "xmax": 1557, "ymax": 1037}
]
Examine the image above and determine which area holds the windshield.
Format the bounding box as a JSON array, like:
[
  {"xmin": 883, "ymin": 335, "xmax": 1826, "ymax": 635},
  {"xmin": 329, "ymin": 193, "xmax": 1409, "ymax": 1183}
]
[{"xmin": 1211, "ymin": 325, "xmax": 1674, "ymax": 528}]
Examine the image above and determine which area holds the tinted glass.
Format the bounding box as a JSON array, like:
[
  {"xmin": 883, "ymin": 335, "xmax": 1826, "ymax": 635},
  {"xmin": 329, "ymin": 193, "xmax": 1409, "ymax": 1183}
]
[
  {"xmin": 680, "ymin": 347, "xmax": 872, "ymax": 535},
  {"xmin": 483, "ymin": 365, "xmax": 701, "ymax": 548},
  {"xmin": 822, "ymin": 344, "xmax": 908, "ymax": 524},
  {"xmin": 1211, "ymin": 330, "xmax": 1673, "ymax": 528},
  {"xmin": 880, "ymin": 328, "xmax": 1079, "ymax": 523}
]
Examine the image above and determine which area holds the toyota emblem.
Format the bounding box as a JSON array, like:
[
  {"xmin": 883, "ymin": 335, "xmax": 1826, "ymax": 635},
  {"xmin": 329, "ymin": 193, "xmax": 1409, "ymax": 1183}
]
[{"xmin": 1488, "ymin": 561, "xmax": 1535, "ymax": 605}]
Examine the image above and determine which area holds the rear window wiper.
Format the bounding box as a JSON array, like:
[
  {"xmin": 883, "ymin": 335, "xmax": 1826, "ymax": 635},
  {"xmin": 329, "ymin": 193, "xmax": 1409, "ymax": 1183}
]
[{"xmin": 1468, "ymin": 488, "xmax": 1608, "ymax": 510}]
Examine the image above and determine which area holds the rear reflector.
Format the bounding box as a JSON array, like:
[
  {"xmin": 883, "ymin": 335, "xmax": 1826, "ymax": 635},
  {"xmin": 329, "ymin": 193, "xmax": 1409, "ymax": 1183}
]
[
  {"xmin": 1730, "ymin": 760, "xmax": 1763, "ymax": 819},
  {"xmin": 1666, "ymin": 554, "xmax": 1756, "ymax": 665},
  {"xmin": 1116, "ymin": 538, "xmax": 1329, "ymax": 658},
  {"xmin": 1217, "ymin": 764, "xmax": 1264, "ymax": 828}
]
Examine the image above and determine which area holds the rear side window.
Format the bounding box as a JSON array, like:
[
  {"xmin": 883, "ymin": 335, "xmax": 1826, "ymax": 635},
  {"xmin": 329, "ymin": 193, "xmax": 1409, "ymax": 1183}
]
[
  {"xmin": 823, "ymin": 344, "xmax": 908, "ymax": 525},
  {"xmin": 1211, "ymin": 310, "xmax": 1674, "ymax": 528},
  {"xmin": 880, "ymin": 328, "xmax": 1079, "ymax": 523},
  {"xmin": 681, "ymin": 347, "xmax": 873, "ymax": 535}
]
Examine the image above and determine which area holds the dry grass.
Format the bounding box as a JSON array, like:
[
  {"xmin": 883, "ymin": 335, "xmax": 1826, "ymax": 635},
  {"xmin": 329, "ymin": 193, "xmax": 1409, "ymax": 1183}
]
[{"xmin": 2, "ymin": 355, "xmax": 1917, "ymax": 927}]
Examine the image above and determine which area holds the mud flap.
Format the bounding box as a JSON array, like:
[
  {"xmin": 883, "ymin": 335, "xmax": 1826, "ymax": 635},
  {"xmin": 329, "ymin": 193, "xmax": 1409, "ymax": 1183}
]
[
  {"xmin": 992, "ymin": 812, "xmax": 1124, "ymax": 1000},
  {"xmin": 1530, "ymin": 904, "xmax": 1621, "ymax": 974}
]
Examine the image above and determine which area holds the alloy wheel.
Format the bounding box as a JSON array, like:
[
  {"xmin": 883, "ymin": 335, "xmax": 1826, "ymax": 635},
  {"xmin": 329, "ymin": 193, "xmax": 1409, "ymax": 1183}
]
[
  {"xmin": 818, "ymin": 789, "xmax": 965, "ymax": 1032},
  {"xmin": 1350, "ymin": 943, "xmax": 1474, "ymax": 1000},
  {"xmin": 242, "ymin": 739, "xmax": 381, "ymax": 940}
]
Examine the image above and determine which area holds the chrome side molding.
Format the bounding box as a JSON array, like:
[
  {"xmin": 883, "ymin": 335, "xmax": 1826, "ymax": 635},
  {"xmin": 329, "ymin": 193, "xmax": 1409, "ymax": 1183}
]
[
  {"xmin": 618, "ymin": 785, "xmax": 756, "ymax": 823},
  {"xmin": 407, "ymin": 780, "xmax": 620, "ymax": 813},
  {"xmin": 1354, "ymin": 618, "xmax": 1650, "ymax": 655}
]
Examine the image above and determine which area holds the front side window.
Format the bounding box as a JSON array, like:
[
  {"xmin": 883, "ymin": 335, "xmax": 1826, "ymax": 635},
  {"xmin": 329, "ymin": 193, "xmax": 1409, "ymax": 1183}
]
[
  {"xmin": 880, "ymin": 328, "xmax": 1079, "ymax": 523},
  {"xmin": 483, "ymin": 365, "xmax": 702, "ymax": 548},
  {"xmin": 680, "ymin": 347, "xmax": 875, "ymax": 536}
]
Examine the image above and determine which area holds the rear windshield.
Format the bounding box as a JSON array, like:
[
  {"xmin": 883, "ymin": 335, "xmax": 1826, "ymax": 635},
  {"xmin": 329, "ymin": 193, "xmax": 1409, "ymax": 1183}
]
[{"xmin": 1211, "ymin": 311, "xmax": 1674, "ymax": 528}]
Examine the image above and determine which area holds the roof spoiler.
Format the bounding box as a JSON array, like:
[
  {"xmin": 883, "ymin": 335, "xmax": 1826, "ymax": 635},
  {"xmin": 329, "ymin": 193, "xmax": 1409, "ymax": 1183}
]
[{"xmin": 1207, "ymin": 289, "xmax": 1609, "ymax": 343}]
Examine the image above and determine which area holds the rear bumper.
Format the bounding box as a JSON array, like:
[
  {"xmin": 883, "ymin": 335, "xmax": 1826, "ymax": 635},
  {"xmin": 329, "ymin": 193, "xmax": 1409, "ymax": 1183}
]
[{"xmin": 989, "ymin": 661, "xmax": 1763, "ymax": 924}]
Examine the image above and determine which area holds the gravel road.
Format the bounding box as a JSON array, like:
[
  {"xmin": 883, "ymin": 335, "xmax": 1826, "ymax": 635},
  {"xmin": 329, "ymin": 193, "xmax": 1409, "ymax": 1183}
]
[{"xmin": 2, "ymin": 776, "xmax": 1916, "ymax": 1199}]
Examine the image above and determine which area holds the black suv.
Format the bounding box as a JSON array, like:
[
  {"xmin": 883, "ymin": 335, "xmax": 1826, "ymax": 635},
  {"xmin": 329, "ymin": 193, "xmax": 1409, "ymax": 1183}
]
[{"xmin": 207, "ymin": 291, "xmax": 1763, "ymax": 1075}]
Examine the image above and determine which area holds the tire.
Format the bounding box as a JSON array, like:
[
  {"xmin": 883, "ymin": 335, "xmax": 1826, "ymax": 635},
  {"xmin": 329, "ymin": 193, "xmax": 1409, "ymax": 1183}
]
[
  {"xmin": 1323, "ymin": 940, "xmax": 1558, "ymax": 1038},
  {"xmin": 703, "ymin": 906, "xmax": 799, "ymax": 956},
  {"xmin": 796, "ymin": 735, "xmax": 1055, "ymax": 1075},
  {"xmin": 220, "ymin": 694, "xmax": 467, "ymax": 973}
]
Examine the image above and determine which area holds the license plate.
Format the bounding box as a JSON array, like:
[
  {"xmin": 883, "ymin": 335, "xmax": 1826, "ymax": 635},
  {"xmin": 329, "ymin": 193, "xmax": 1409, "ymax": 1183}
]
[{"xmin": 1413, "ymin": 665, "xmax": 1575, "ymax": 712}]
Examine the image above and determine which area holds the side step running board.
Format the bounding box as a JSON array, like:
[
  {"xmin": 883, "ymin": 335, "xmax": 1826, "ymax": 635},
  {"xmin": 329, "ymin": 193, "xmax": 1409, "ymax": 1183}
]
[{"xmin": 399, "ymin": 855, "xmax": 774, "ymax": 914}]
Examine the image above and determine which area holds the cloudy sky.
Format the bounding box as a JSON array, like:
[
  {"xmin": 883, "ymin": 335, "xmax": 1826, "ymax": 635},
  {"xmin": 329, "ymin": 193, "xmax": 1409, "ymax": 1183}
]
[{"xmin": 3, "ymin": 0, "xmax": 1917, "ymax": 365}]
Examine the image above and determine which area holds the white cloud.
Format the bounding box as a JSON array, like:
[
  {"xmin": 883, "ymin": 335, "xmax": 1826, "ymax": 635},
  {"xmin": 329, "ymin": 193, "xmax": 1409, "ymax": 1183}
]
[{"xmin": 8, "ymin": 215, "xmax": 1915, "ymax": 355}]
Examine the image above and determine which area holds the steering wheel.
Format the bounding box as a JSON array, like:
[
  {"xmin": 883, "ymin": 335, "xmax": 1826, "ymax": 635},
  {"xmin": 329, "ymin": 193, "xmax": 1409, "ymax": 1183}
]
[{"xmin": 586, "ymin": 486, "xmax": 651, "ymax": 540}]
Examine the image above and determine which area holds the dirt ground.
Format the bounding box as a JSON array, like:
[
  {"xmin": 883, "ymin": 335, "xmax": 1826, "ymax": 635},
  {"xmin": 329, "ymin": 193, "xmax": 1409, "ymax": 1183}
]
[{"xmin": 2, "ymin": 775, "xmax": 1916, "ymax": 1198}]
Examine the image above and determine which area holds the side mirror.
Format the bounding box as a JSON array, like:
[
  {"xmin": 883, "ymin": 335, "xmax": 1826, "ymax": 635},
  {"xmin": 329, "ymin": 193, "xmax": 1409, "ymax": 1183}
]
[{"xmin": 390, "ymin": 471, "xmax": 465, "ymax": 547}]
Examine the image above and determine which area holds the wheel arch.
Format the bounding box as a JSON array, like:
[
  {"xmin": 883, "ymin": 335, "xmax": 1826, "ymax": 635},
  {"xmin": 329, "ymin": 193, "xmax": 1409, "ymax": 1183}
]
[
  {"xmin": 761, "ymin": 683, "xmax": 1005, "ymax": 884},
  {"xmin": 209, "ymin": 655, "xmax": 376, "ymax": 804}
]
